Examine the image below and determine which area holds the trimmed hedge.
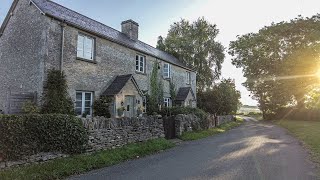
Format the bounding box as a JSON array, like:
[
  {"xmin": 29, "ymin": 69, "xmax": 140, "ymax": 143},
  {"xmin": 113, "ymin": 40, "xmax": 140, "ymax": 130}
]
[{"xmin": 0, "ymin": 114, "xmax": 88, "ymax": 161}]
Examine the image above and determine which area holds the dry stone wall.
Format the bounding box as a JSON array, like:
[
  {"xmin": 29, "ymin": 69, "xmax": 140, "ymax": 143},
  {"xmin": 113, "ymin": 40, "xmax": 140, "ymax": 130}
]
[
  {"xmin": 82, "ymin": 115, "xmax": 165, "ymax": 152},
  {"xmin": 174, "ymin": 114, "xmax": 236, "ymax": 136}
]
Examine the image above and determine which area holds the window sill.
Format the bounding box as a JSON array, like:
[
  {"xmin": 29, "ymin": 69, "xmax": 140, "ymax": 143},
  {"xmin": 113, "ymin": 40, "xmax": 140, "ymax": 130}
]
[
  {"xmin": 76, "ymin": 57, "xmax": 97, "ymax": 64},
  {"xmin": 135, "ymin": 71, "xmax": 147, "ymax": 75},
  {"xmin": 163, "ymin": 77, "xmax": 171, "ymax": 81}
]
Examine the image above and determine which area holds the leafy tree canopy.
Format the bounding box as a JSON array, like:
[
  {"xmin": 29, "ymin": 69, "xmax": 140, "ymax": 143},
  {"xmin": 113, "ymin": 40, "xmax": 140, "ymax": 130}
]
[
  {"xmin": 229, "ymin": 15, "xmax": 320, "ymax": 116},
  {"xmin": 157, "ymin": 17, "xmax": 225, "ymax": 92},
  {"xmin": 198, "ymin": 79, "xmax": 241, "ymax": 115}
]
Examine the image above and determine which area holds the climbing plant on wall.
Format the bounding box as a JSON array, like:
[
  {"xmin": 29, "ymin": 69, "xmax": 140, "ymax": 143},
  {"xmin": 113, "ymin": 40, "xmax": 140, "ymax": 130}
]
[{"xmin": 147, "ymin": 61, "xmax": 164, "ymax": 114}]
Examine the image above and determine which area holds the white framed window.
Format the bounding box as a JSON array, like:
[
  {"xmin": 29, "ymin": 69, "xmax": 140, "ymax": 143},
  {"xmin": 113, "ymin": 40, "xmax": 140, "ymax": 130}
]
[
  {"xmin": 163, "ymin": 63, "xmax": 171, "ymax": 79},
  {"xmin": 186, "ymin": 71, "xmax": 191, "ymax": 84},
  {"xmin": 75, "ymin": 91, "xmax": 93, "ymax": 116},
  {"xmin": 163, "ymin": 97, "xmax": 171, "ymax": 108},
  {"xmin": 135, "ymin": 55, "xmax": 145, "ymax": 73},
  {"xmin": 77, "ymin": 34, "xmax": 94, "ymax": 60}
]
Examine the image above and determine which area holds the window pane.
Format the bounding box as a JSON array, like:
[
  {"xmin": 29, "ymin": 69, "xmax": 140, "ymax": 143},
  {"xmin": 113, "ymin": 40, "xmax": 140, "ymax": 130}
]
[
  {"xmin": 85, "ymin": 93, "xmax": 91, "ymax": 100},
  {"xmin": 136, "ymin": 55, "xmax": 139, "ymax": 60},
  {"xmin": 85, "ymin": 101, "xmax": 91, "ymax": 107},
  {"xmin": 76, "ymin": 101, "xmax": 82, "ymax": 108},
  {"xmin": 77, "ymin": 35, "xmax": 84, "ymax": 58},
  {"xmin": 76, "ymin": 92, "xmax": 82, "ymax": 101},
  {"xmin": 84, "ymin": 37, "xmax": 93, "ymax": 60}
]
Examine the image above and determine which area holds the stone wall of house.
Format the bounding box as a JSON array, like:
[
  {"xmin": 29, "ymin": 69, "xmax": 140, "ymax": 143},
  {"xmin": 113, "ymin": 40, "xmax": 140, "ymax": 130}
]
[
  {"xmin": 82, "ymin": 115, "xmax": 165, "ymax": 152},
  {"xmin": 47, "ymin": 19, "xmax": 197, "ymax": 104},
  {"xmin": 0, "ymin": 0, "xmax": 54, "ymax": 114}
]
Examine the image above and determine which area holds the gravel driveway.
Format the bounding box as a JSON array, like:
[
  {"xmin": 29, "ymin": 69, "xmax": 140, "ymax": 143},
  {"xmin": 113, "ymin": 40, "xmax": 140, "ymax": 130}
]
[{"xmin": 70, "ymin": 118, "xmax": 318, "ymax": 180}]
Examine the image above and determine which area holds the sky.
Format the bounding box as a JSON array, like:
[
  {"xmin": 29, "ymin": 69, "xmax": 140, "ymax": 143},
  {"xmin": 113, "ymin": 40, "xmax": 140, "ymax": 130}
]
[{"xmin": 1, "ymin": 0, "xmax": 320, "ymax": 106}]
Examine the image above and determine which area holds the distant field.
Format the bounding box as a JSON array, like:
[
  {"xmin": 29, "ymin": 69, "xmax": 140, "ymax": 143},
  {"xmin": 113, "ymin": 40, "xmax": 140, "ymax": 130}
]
[{"xmin": 238, "ymin": 106, "xmax": 261, "ymax": 114}]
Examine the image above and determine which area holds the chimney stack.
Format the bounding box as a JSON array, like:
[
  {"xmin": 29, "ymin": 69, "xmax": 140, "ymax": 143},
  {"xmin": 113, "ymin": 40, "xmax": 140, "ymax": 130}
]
[{"xmin": 121, "ymin": 19, "xmax": 139, "ymax": 41}]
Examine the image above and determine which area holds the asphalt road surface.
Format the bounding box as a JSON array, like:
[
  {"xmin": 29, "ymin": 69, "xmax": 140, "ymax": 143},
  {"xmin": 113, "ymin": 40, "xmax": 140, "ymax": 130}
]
[{"xmin": 70, "ymin": 118, "xmax": 319, "ymax": 180}]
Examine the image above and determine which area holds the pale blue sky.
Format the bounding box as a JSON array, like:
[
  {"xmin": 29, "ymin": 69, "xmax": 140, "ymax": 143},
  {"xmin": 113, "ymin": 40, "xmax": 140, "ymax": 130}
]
[{"xmin": 1, "ymin": 0, "xmax": 320, "ymax": 106}]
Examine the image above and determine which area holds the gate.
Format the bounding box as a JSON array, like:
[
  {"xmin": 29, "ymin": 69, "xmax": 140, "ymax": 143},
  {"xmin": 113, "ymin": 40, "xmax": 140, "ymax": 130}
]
[
  {"xmin": 7, "ymin": 91, "xmax": 37, "ymax": 114},
  {"xmin": 163, "ymin": 116, "xmax": 176, "ymax": 139}
]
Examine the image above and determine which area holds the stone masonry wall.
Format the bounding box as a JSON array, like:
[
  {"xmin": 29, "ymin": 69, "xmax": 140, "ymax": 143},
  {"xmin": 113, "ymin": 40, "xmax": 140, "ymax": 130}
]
[
  {"xmin": 82, "ymin": 115, "xmax": 165, "ymax": 152},
  {"xmin": 174, "ymin": 114, "xmax": 236, "ymax": 136},
  {"xmin": 0, "ymin": 0, "xmax": 52, "ymax": 113}
]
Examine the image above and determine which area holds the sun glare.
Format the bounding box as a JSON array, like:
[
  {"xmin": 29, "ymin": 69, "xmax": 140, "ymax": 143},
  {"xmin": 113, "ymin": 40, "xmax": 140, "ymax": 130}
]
[{"xmin": 317, "ymin": 70, "xmax": 320, "ymax": 78}]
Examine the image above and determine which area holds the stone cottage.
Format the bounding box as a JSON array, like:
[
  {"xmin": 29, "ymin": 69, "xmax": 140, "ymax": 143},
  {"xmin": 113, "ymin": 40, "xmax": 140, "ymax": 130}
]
[{"xmin": 0, "ymin": 0, "xmax": 197, "ymax": 117}]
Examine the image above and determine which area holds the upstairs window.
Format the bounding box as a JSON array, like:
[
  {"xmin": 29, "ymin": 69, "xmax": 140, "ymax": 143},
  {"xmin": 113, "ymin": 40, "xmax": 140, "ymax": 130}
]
[
  {"xmin": 186, "ymin": 71, "xmax": 191, "ymax": 84},
  {"xmin": 163, "ymin": 98, "xmax": 171, "ymax": 108},
  {"xmin": 77, "ymin": 34, "xmax": 94, "ymax": 60},
  {"xmin": 163, "ymin": 63, "xmax": 171, "ymax": 79},
  {"xmin": 136, "ymin": 55, "xmax": 145, "ymax": 73}
]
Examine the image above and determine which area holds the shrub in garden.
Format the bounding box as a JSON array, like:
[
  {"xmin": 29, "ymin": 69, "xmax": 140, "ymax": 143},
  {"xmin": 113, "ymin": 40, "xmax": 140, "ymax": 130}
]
[
  {"xmin": 0, "ymin": 114, "xmax": 88, "ymax": 161},
  {"xmin": 93, "ymin": 96, "xmax": 112, "ymax": 118},
  {"xmin": 160, "ymin": 106, "xmax": 209, "ymax": 129},
  {"xmin": 41, "ymin": 70, "xmax": 74, "ymax": 115},
  {"xmin": 22, "ymin": 101, "xmax": 40, "ymax": 114}
]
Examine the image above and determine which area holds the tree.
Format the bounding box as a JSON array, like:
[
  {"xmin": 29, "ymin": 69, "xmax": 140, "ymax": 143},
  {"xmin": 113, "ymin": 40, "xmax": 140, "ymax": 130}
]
[
  {"xmin": 147, "ymin": 61, "xmax": 164, "ymax": 114},
  {"xmin": 41, "ymin": 70, "xmax": 74, "ymax": 115},
  {"xmin": 229, "ymin": 15, "xmax": 320, "ymax": 117},
  {"xmin": 198, "ymin": 79, "xmax": 241, "ymax": 115},
  {"xmin": 157, "ymin": 17, "xmax": 225, "ymax": 92},
  {"xmin": 305, "ymin": 88, "xmax": 320, "ymax": 109},
  {"xmin": 169, "ymin": 81, "xmax": 177, "ymax": 106}
]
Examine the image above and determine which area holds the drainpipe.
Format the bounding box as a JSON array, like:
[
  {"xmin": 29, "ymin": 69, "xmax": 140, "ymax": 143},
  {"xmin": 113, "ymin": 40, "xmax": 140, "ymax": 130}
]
[{"xmin": 60, "ymin": 22, "xmax": 66, "ymax": 72}]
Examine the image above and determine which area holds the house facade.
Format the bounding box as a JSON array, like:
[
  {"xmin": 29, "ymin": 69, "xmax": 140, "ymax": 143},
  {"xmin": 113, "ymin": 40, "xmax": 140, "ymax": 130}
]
[{"xmin": 0, "ymin": 0, "xmax": 197, "ymax": 117}]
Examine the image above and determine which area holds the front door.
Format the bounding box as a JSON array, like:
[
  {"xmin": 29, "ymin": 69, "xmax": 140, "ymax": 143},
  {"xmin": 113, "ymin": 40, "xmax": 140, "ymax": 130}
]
[{"xmin": 125, "ymin": 96, "xmax": 135, "ymax": 117}]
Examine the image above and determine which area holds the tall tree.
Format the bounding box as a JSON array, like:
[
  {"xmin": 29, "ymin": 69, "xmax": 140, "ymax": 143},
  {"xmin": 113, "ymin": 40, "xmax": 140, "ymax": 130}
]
[
  {"xmin": 198, "ymin": 79, "xmax": 241, "ymax": 115},
  {"xmin": 157, "ymin": 17, "xmax": 225, "ymax": 92},
  {"xmin": 229, "ymin": 15, "xmax": 320, "ymax": 117}
]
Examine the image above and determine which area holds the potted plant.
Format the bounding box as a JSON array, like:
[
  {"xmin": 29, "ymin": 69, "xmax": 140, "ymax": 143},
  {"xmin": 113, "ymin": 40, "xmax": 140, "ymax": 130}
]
[{"xmin": 117, "ymin": 106, "xmax": 125, "ymax": 117}]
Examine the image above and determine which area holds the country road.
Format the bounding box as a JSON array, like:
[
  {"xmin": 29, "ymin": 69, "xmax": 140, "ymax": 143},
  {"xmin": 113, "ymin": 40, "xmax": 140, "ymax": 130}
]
[{"xmin": 70, "ymin": 118, "xmax": 318, "ymax": 180}]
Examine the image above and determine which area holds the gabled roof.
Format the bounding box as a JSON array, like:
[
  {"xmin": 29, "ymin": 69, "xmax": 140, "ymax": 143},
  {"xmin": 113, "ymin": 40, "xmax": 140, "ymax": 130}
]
[
  {"xmin": 102, "ymin": 74, "xmax": 142, "ymax": 96},
  {"xmin": 25, "ymin": 0, "xmax": 194, "ymax": 71},
  {"xmin": 176, "ymin": 87, "xmax": 195, "ymax": 101}
]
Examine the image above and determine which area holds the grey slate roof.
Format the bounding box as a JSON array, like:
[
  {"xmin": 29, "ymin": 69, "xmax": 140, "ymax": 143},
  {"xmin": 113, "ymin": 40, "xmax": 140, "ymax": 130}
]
[
  {"xmin": 176, "ymin": 87, "xmax": 195, "ymax": 101},
  {"xmin": 30, "ymin": 0, "xmax": 193, "ymax": 71},
  {"xmin": 102, "ymin": 74, "xmax": 140, "ymax": 96}
]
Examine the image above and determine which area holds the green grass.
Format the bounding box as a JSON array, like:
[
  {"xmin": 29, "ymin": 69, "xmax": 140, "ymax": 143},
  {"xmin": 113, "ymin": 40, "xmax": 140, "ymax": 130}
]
[
  {"xmin": 0, "ymin": 138, "xmax": 175, "ymax": 180},
  {"xmin": 246, "ymin": 114, "xmax": 263, "ymax": 120},
  {"xmin": 277, "ymin": 120, "xmax": 320, "ymax": 165},
  {"xmin": 179, "ymin": 118, "xmax": 244, "ymax": 141}
]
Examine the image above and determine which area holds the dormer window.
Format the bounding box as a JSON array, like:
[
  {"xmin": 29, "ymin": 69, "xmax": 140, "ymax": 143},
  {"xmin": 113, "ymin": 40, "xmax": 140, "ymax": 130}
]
[
  {"xmin": 77, "ymin": 34, "xmax": 94, "ymax": 61},
  {"xmin": 163, "ymin": 63, "xmax": 171, "ymax": 79},
  {"xmin": 136, "ymin": 55, "xmax": 145, "ymax": 73}
]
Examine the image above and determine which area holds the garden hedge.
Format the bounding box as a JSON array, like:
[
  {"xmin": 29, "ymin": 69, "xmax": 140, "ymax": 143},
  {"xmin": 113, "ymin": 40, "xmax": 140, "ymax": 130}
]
[{"xmin": 0, "ymin": 114, "xmax": 88, "ymax": 161}]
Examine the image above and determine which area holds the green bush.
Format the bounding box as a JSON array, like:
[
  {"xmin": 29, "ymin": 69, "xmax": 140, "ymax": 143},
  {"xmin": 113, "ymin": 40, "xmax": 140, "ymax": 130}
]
[
  {"xmin": 41, "ymin": 70, "xmax": 74, "ymax": 115},
  {"xmin": 160, "ymin": 107, "xmax": 209, "ymax": 128},
  {"xmin": 22, "ymin": 101, "xmax": 40, "ymax": 114},
  {"xmin": 0, "ymin": 114, "xmax": 88, "ymax": 161},
  {"xmin": 93, "ymin": 97, "xmax": 112, "ymax": 118}
]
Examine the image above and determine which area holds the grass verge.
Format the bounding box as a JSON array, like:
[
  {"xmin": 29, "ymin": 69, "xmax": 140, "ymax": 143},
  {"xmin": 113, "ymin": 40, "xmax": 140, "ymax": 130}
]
[
  {"xmin": 0, "ymin": 138, "xmax": 174, "ymax": 180},
  {"xmin": 276, "ymin": 119, "xmax": 320, "ymax": 165},
  {"xmin": 179, "ymin": 118, "xmax": 244, "ymax": 141}
]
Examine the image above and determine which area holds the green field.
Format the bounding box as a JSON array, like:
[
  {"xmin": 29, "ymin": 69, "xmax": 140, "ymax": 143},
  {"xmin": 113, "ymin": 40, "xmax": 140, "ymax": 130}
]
[{"xmin": 277, "ymin": 120, "xmax": 320, "ymax": 165}]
